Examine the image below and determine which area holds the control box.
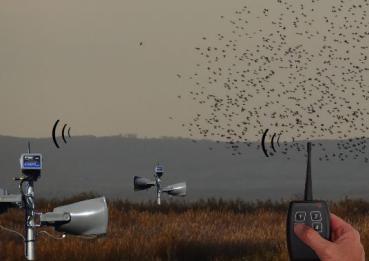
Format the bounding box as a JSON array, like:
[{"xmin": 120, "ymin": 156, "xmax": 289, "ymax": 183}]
[
  {"xmin": 287, "ymin": 200, "xmax": 330, "ymax": 260},
  {"xmin": 155, "ymin": 165, "xmax": 164, "ymax": 178},
  {"xmin": 20, "ymin": 153, "xmax": 42, "ymax": 175},
  {"xmin": 286, "ymin": 142, "xmax": 331, "ymax": 260}
]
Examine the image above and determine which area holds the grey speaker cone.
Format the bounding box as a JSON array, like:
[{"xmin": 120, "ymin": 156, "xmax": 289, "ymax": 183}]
[{"xmin": 53, "ymin": 197, "xmax": 108, "ymax": 236}]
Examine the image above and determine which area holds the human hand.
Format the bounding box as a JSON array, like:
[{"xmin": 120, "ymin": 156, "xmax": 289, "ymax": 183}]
[{"xmin": 294, "ymin": 213, "xmax": 365, "ymax": 261}]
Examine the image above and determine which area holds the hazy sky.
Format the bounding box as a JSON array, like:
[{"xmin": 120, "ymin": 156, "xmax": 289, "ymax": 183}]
[
  {"xmin": 0, "ymin": 0, "xmax": 248, "ymax": 138},
  {"xmin": 1, "ymin": 0, "xmax": 367, "ymax": 141}
]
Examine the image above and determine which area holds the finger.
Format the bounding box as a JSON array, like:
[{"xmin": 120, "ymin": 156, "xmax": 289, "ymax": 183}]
[
  {"xmin": 330, "ymin": 214, "xmax": 353, "ymax": 236},
  {"xmin": 294, "ymin": 224, "xmax": 333, "ymax": 257}
]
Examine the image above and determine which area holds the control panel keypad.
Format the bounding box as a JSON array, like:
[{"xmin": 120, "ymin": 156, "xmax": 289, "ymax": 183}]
[{"xmin": 294, "ymin": 210, "xmax": 323, "ymax": 232}]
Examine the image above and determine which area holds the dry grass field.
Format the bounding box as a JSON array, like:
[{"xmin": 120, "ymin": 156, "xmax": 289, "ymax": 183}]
[{"xmin": 1, "ymin": 194, "xmax": 369, "ymax": 260}]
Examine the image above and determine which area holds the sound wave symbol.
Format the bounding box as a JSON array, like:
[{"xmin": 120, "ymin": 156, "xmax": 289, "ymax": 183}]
[
  {"xmin": 261, "ymin": 129, "xmax": 281, "ymax": 157},
  {"xmin": 52, "ymin": 119, "xmax": 72, "ymax": 149}
]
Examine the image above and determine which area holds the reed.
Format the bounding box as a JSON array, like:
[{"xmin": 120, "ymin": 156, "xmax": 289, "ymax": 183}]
[{"xmin": 1, "ymin": 195, "xmax": 368, "ymax": 260}]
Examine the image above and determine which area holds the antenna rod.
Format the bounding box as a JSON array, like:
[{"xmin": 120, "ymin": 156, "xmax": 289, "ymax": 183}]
[
  {"xmin": 27, "ymin": 142, "xmax": 31, "ymax": 153},
  {"xmin": 304, "ymin": 142, "xmax": 313, "ymax": 201}
]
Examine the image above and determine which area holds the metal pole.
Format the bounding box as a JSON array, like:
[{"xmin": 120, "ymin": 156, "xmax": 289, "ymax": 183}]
[
  {"xmin": 157, "ymin": 187, "xmax": 161, "ymax": 205},
  {"xmin": 25, "ymin": 180, "xmax": 35, "ymax": 260},
  {"xmin": 155, "ymin": 176, "xmax": 161, "ymax": 205}
]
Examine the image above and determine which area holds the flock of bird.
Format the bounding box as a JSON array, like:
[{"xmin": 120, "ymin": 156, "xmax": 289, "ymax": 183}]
[{"xmin": 178, "ymin": 0, "xmax": 369, "ymax": 162}]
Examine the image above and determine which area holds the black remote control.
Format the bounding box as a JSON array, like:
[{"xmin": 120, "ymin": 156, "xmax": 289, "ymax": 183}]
[{"xmin": 287, "ymin": 142, "xmax": 331, "ymax": 261}]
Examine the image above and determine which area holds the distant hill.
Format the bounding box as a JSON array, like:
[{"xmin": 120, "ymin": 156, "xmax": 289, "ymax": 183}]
[{"xmin": 0, "ymin": 135, "xmax": 367, "ymax": 201}]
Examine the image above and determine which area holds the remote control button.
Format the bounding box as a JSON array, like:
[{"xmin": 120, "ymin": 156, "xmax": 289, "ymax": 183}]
[
  {"xmin": 295, "ymin": 211, "xmax": 306, "ymax": 222},
  {"xmin": 310, "ymin": 211, "xmax": 322, "ymax": 221},
  {"xmin": 312, "ymin": 222, "xmax": 323, "ymax": 232}
]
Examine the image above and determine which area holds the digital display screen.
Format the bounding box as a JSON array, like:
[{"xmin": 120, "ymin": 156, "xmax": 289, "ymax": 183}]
[{"xmin": 21, "ymin": 154, "xmax": 42, "ymax": 170}]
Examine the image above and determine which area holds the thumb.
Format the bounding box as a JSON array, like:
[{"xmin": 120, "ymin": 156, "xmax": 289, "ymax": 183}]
[{"xmin": 294, "ymin": 224, "xmax": 333, "ymax": 258}]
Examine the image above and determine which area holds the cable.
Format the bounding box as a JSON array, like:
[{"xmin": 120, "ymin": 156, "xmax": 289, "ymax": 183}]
[
  {"xmin": 39, "ymin": 231, "xmax": 98, "ymax": 240},
  {"xmin": 18, "ymin": 178, "xmax": 26, "ymax": 197},
  {"xmin": 0, "ymin": 225, "xmax": 25, "ymax": 241},
  {"xmin": 38, "ymin": 231, "xmax": 66, "ymax": 240},
  {"xmin": 70, "ymin": 234, "xmax": 98, "ymax": 240}
]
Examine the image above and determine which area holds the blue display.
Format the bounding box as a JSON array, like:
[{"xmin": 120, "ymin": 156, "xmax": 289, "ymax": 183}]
[{"xmin": 21, "ymin": 154, "xmax": 42, "ymax": 170}]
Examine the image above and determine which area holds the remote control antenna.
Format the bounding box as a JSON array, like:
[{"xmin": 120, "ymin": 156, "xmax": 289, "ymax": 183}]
[
  {"xmin": 304, "ymin": 142, "xmax": 313, "ymax": 201},
  {"xmin": 27, "ymin": 141, "xmax": 31, "ymax": 153}
]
